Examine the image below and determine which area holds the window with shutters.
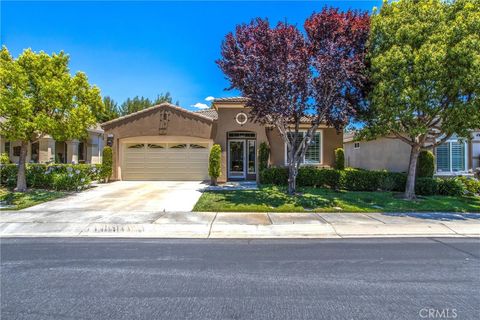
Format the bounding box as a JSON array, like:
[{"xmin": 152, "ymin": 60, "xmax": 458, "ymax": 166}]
[
  {"xmin": 285, "ymin": 131, "xmax": 322, "ymax": 165},
  {"xmin": 436, "ymin": 140, "xmax": 467, "ymax": 173}
]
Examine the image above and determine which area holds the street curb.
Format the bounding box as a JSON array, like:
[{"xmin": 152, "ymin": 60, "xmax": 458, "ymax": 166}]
[{"xmin": 1, "ymin": 221, "xmax": 479, "ymax": 239}]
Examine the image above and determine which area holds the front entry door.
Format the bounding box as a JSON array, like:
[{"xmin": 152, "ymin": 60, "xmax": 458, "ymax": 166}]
[{"xmin": 228, "ymin": 140, "xmax": 245, "ymax": 179}]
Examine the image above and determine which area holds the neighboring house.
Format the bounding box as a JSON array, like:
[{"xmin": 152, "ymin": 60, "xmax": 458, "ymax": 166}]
[
  {"xmin": 101, "ymin": 98, "xmax": 343, "ymax": 182},
  {"xmin": 344, "ymin": 131, "xmax": 480, "ymax": 175},
  {"xmin": 0, "ymin": 123, "xmax": 104, "ymax": 165}
]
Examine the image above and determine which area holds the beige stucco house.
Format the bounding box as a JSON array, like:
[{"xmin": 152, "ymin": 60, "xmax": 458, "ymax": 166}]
[
  {"xmin": 0, "ymin": 124, "xmax": 104, "ymax": 165},
  {"xmin": 101, "ymin": 98, "xmax": 343, "ymax": 182},
  {"xmin": 344, "ymin": 131, "xmax": 480, "ymax": 175}
]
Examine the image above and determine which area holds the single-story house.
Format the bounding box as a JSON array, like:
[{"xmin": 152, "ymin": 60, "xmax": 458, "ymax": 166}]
[
  {"xmin": 0, "ymin": 123, "xmax": 104, "ymax": 165},
  {"xmin": 101, "ymin": 98, "xmax": 343, "ymax": 182},
  {"xmin": 344, "ymin": 131, "xmax": 480, "ymax": 175}
]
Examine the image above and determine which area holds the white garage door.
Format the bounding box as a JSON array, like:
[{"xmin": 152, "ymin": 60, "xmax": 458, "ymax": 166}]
[{"xmin": 122, "ymin": 142, "xmax": 210, "ymax": 180}]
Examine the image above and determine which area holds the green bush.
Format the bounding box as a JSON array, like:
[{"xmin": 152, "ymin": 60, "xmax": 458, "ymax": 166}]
[
  {"xmin": 260, "ymin": 167, "xmax": 406, "ymax": 192},
  {"xmin": 457, "ymin": 176, "xmax": 480, "ymax": 195},
  {"xmin": 51, "ymin": 171, "xmax": 91, "ymax": 191},
  {"xmin": 259, "ymin": 142, "xmax": 270, "ymax": 172},
  {"xmin": 100, "ymin": 146, "xmax": 113, "ymax": 182},
  {"xmin": 208, "ymin": 144, "xmax": 222, "ymax": 185},
  {"xmin": 343, "ymin": 168, "xmax": 381, "ymax": 191},
  {"xmin": 417, "ymin": 150, "xmax": 435, "ymax": 178},
  {"xmin": 334, "ymin": 148, "xmax": 345, "ymax": 170},
  {"xmin": 260, "ymin": 167, "xmax": 288, "ymax": 185},
  {"xmin": 0, "ymin": 152, "xmax": 10, "ymax": 164},
  {"xmin": 0, "ymin": 163, "xmax": 98, "ymax": 190},
  {"xmin": 0, "ymin": 164, "xmax": 18, "ymax": 188},
  {"xmin": 415, "ymin": 178, "xmax": 439, "ymax": 196},
  {"xmin": 437, "ymin": 178, "xmax": 466, "ymax": 197}
]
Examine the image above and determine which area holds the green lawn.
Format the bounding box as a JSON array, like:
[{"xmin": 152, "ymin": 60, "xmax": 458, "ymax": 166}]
[
  {"xmin": 0, "ymin": 188, "xmax": 67, "ymax": 210},
  {"xmin": 193, "ymin": 185, "xmax": 480, "ymax": 213}
]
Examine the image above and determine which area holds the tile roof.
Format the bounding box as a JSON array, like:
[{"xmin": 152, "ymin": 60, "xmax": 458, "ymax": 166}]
[
  {"xmin": 213, "ymin": 97, "xmax": 249, "ymax": 103},
  {"xmin": 343, "ymin": 131, "xmax": 357, "ymax": 142},
  {"xmin": 195, "ymin": 108, "xmax": 218, "ymax": 120},
  {"xmin": 101, "ymin": 102, "xmax": 214, "ymax": 127}
]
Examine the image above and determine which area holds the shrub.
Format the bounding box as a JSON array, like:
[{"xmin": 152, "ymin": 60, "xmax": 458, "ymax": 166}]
[
  {"xmin": 417, "ymin": 150, "xmax": 435, "ymax": 178},
  {"xmin": 334, "ymin": 148, "xmax": 345, "ymax": 170},
  {"xmin": 415, "ymin": 178, "xmax": 439, "ymax": 196},
  {"xmin": 260, "ymin": 167, "xmax": 288, "ymax": 185},
  {"xmin": 100, "ymin": 146, "xmax": 113, "ymax": 182},
  {"xmin": 0, "ymin": 164, "xmax": 18, "ymax": 188},
  {"xmin": 378, "ymin": 171, "xmax": 407, "ymax": 192},
  {"xmin": 259, "ymin": 142, "xmax": 270, "ymax": 172},
  {"xmin": 27, "ymin": 164, "xmax": 53, "ymax": 189},
  {"xmin": 437, "ymin": 178, "xmax": 466, "ymax": 197},
  {"xmin": 208, "ymin": 144, "xmax": 222, "ymax": 185},
  {"xmin": 51, "ymin": 171, "xmax": 91, "ymax": 191},
  {"xmin": 457, "ymin": 176, "xmax": 480, "ymax": 195},
  {"xmin": 342, "ymin": 168, "xmax": 381, "ymax": 191},
  {"xmin": 0, "ymin": 163, "xmax": 97, "ymax": 190},
  {"xmin": 0, "ymin": 152, "xmax": 10, "ymax": 164},
  {"xmin": 260, "ymin": 167, "xmax": 407, "ymax": 192}
]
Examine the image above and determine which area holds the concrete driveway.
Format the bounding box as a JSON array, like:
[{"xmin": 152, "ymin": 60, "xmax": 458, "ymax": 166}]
[{"xmin": 25, "ymin": 181, "xmax": 207, "ymax": 212}]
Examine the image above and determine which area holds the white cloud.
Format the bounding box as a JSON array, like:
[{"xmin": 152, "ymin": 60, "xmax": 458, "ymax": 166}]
[
  {"xmin": 191, "ymin": 102, "xmax": 209, "ymax": 109},
  {"xmin": 205, "ymin": 96, "xmax": 215, "ymax": 101}
]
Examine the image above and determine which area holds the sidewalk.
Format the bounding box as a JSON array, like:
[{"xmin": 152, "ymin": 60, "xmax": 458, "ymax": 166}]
[{"xmin": 1, "ymin": 210, "xmax": 479, "ymax": 238}]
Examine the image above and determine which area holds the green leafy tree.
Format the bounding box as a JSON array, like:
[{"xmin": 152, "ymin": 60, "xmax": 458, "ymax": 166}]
[
  {"xmin": 153, "ymin": 92, "xmax": 178, "ymax": 105},
  {"xmin": 118, "ymin": 92, "xmax": 177, "ymax": 116},
  {"xmin": 208, "ymin": 144, "xmax": 221, "ymax": 186},
  {"xmin": 98, "ymin": 96, "xmax": 120, "ymax": 122},
  {"xmin": 0, "ymin": 47, "xmax": 103, "ymax": 192},
  {"xmin": 119, "ymin": 96, "xmax": 152, "ymax": 116},
  {"xmin": 360, "ymin": 0, "xmax": 480, "ymax": 199}
]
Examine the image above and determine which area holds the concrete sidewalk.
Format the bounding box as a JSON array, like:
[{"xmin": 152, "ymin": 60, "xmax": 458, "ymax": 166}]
[{"xmin": 1, "ymin": 210, "xmax": 479, "ymax": 238}]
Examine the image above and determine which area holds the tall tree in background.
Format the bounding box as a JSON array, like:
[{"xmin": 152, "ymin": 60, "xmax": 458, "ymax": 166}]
[
  {"xmin": 119, "ymin": 96, "xmax": 152, "ymax": 116},
  {"xmin": 217, "ymin": 9, "xmax": 369, "ymax": 194},
  {"xmin": 360, "ymin": 0, "xmax": 480, "ymax": 199},
  {"xmin": 97, "ymin": 96, "xmax": 119, "ymax": 122},
  {"xmin": 118, "ymin": 92, "xmax": 176, "ymax": 116},
  {"xmin": 0, "ymin": 47, "xmax": 103, "ymax": 191},
  {"xmin": 153, "ymin": 92, "xmax": 178, "ymax": 105}
]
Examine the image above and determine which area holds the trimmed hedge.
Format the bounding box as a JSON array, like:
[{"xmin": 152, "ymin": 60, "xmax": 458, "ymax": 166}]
[
  {"xmin": 260, "ymin": 167, "xmax": 406, "ymax": 192},
  {"xmin": 100, "ymin": 146, "xmax": 113, "ymax": 182},
  {"xmin": 259, "ymin": 142, "xmax": 270, "ymax": 172},
  {"xmin": 209, "ymin": 144, "xmax": 222, "ymax": 185},
  {"xmin": 334, "ymin": 148, "xmax": 345, "ymax": 170},
  {"xmin": 415, "ymin": 177, "xmax": 439, "ymax": 196},
  {"xmin": 260, "ymin": 167, "xmax": 477, "ymax": 196},
  {"xmin": 417, "ymin": 151, "xmax": 435, "ymax": 178},
  {"xmin": 1, "ymin": 163, "xmax": 101, "ymax": 190}
]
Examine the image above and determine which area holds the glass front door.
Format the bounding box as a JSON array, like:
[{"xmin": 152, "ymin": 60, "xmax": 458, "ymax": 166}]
[{"xmin": 228, "ymin": 140, "xmax": 245, "ymax": 179}]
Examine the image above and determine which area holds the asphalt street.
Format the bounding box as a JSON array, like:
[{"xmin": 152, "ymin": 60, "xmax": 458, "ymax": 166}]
[{"xmin": 1, "ymin": 238, "xmax": 479, "ymax": 320}]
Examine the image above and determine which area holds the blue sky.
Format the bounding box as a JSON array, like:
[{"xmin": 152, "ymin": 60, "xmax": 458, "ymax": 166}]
[{"xmin": 1, "ymin": 1, "xmax": 381, "ymax": 111}]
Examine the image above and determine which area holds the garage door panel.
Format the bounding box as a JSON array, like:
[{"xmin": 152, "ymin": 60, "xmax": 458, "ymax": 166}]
[{"xmin": 123, "ymin": 142, "xmax": 210, "ymax": 180}]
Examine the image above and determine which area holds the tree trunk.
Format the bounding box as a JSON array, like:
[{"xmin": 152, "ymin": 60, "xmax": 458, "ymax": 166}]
[
  {"xmin": 404, "ymin": 144, "xmax": 421, "ymax": 200},
  {"xmin": 210, "ymin": 177, "xmax": 217, "ymax": 186},
  {"xmin": 15, "ymin": 141, "xmax": 28, "ymax": 192},
  {"xmin": 287, "ymin": 162, "xmax": 297, "ymax": 195}
]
